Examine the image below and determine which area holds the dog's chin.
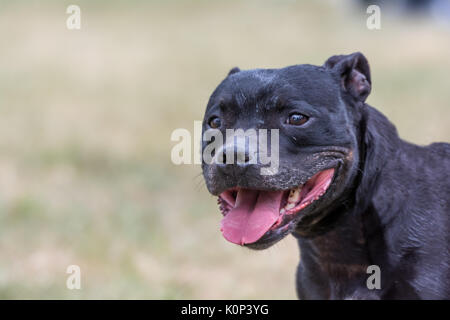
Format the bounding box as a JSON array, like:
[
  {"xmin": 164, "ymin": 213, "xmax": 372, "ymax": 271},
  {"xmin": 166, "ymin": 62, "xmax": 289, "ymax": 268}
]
[
  {"xmin": 216, "ymin": 167, "xmax": 339, "ymax": 250},
  {"xmin": 243, "ymin": 220, "xmax": 295, "ymax": 250}
]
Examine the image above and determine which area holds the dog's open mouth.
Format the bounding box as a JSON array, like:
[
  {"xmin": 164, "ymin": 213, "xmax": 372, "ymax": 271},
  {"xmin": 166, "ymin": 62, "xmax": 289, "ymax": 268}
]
[{"xmin": 217, "ymin": 168, "xmax": 335, "ymax": 245}]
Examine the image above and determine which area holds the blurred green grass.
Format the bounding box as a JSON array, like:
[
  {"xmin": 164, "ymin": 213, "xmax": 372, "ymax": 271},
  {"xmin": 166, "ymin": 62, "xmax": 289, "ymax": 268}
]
[{"xmin": 0, "ymin": 0, "xmax": 449, "ymax": 299}]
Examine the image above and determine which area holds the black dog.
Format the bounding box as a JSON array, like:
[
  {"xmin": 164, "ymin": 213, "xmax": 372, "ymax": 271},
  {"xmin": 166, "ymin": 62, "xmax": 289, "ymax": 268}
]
[{"xmin": 201, "ymin": 52, "xmax": 450, "ymax": 299}]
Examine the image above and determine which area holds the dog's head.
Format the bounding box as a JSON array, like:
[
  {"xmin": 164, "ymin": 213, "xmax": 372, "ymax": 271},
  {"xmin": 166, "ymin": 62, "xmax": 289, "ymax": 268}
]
[{"xmin": 201, "ymin": 52, "xmax": 372, "ymax": 249}]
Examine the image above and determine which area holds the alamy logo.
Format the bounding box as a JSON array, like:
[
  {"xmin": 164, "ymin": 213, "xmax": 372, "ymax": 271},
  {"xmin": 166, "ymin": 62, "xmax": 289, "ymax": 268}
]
[
  {"xmin": 66, "ymin": 265, "xmax": 81, "ymax": 290},
  {"xmin": 366, "ymin": 265, "xmax": 381, "ymax": 290},
  {"xmin": 66, "ymin": 5, "xmax": 81, "ymax": 30},
  {"xmin": 366, "ymin": 5, "xmax": 381, "ymax": 30},
  {"xmin": 170, "ymin": 121, "xmax": 280, "ymax": 175}
]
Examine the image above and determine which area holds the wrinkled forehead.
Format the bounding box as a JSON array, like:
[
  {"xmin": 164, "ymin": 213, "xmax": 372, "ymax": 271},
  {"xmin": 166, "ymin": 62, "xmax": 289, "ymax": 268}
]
[{"xmin": 208, "ymin": 65, "xmax": 341, "ymax": 112}]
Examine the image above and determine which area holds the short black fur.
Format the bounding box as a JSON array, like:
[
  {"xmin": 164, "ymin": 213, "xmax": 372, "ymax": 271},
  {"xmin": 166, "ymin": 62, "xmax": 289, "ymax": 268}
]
[{"xmin": 201, "ymin": 52, "xmax": 450, "ymax": 299}]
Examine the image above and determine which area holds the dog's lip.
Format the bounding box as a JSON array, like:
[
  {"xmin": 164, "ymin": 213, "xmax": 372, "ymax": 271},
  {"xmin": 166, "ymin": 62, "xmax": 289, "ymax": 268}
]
[
  {"xmin": 207, "ymin": 149, "xmax": 349, "ymax": 196},
  {"xmin": 218, "ymin": 166, "xmax": 337, "ymax": 213},
  {"xmin": 244, "ymin": 165, "xmax": 340, "ymax": 248},
  {"xmin": 217, "ymin": 167, "xmax": 338, "ymax": 245}
]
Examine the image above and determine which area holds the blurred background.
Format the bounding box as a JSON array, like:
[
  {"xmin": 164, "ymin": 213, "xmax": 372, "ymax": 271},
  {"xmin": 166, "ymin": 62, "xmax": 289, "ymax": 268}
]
[{"xmin": 0, "ymin": 0, "xmax": 449, "ymax": 299}]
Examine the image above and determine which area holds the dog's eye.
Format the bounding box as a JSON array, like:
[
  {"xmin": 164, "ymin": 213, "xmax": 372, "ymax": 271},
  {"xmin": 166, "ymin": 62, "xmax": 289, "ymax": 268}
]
[
  {"xmin": 209, "ymin": 116, "xmax": 221, "ymax": 129},
  {"xmin": 287, "ymin": 113, "xmax": 308, "ymax": 126}
]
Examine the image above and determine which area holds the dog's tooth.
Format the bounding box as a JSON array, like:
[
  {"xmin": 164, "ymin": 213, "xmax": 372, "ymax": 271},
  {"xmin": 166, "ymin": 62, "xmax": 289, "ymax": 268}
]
[
  {"xmin": 285, "ymin": 203, "xmax": 295, "ymax": 210},
  {"xmin": 280, "ymin": 208, "xmax": 286, "ymax": 214},
  {"xmin": 288, "ymin": 188, "xmax": 301, "ymax": 203}
]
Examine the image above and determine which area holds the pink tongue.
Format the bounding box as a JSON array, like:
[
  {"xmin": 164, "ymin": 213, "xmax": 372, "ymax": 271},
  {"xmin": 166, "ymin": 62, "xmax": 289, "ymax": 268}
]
[{"xmin": 220, "ymin": 189, "xmax": 284, "ymax": 245}]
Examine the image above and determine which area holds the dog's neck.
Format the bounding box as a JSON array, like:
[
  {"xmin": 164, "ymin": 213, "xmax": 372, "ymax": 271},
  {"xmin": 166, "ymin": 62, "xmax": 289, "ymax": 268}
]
[
  {"xmin": 292, "ymin": 104, "xmax": 401, "ymax": 299},
  {"xmin": 294, "ymin": 203, "xmax": 374, "ymax": 297}
]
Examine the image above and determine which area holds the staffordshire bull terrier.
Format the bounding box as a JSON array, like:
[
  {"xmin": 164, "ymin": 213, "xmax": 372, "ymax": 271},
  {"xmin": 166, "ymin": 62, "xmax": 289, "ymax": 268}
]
[{"xmin": 201, "ymin": 52, "xmax": 450, "ymax": 299}]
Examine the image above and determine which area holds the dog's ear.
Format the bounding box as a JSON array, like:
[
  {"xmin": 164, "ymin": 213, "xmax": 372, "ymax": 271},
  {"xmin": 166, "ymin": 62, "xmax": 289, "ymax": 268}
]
[
  {"xmin": 324, "ymin": 52, "xmax": 371, "ymax": 102},
  {"xmin": 228, "ymin": 67, "xmax": 241, "ymax": 76}
]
